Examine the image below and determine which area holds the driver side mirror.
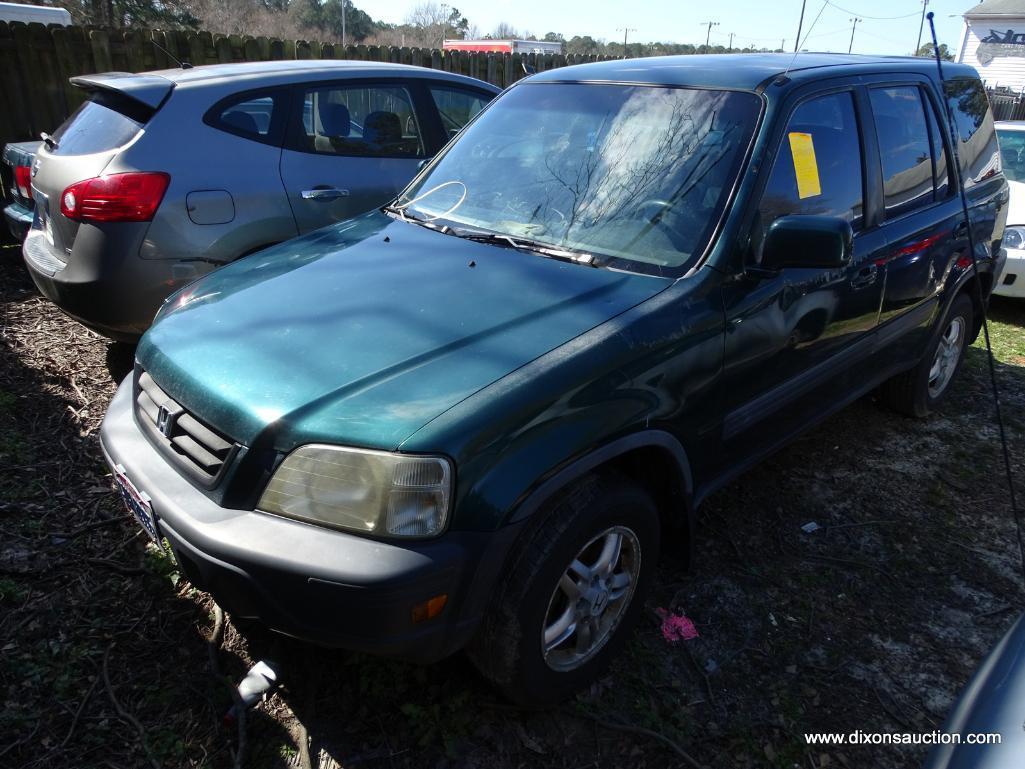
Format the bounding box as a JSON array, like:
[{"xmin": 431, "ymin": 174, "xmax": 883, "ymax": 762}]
[{"xmin": 760, "ymin": 215, "xmax": 853, "ymax": 272}]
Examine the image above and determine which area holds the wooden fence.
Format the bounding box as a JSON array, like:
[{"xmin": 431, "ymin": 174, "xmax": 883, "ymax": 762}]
[
  {"xmin": 987, "ymin": 88, "xmax": 1025, "ymax": 122},
  {"xmin": 0, "ymin": 21, "xmax": 610, "ymax": 150}
]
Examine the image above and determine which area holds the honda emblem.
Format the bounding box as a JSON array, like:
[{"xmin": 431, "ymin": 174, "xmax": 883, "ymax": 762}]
[{"xmin": 156, "ymin": 404, "xmax": 176, "ymax": 437}]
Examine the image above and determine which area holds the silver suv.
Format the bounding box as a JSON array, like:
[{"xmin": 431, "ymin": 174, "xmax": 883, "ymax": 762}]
[{"xmin": 23, "ymin": 60, "xmax": 498, "ymax": 341}]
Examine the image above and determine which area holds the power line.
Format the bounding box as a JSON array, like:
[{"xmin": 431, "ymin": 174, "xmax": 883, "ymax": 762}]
[{"xmin": 825, "ymin": 0, "xmax": 919, "ymax": 21}]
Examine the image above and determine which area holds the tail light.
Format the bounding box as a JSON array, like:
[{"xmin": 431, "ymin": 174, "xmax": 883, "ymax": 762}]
[
  {"xmin": 60, "ymin": 172, "xmax": 170, "ymax": 223},
  {"xmin": 14, "ymin": 165, "xmax": 31, "ymax": 199}
]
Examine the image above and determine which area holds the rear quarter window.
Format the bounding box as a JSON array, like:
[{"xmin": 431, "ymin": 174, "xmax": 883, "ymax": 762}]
[
  {"xmin": 429, "ymin": 87, "xmax": 492, "ymax": 138},
  {"xmin": 944, "ymin": 78, "xmax": 1000, "ymax": 187},
  {"xmin": 205, "ymin": 89, "xmax": 288, "ymax": 146},
  {"xmin": 49, "ymin": 95, "xmax": 146, "ymax": 156}
]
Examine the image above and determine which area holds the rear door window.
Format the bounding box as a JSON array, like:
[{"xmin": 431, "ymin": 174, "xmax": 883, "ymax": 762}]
[
  {"xmin": 757, "ymin": 90, "xmax": 864, "ymax": 243},
  {"xmin": 49, "ymin": 95, "xmax": 145, "ymax": 156},
  {"xmin": 944, "ymin": 78, "xmax": 1000, "ymax": 186},
  {"xmin": 869, "ymin": 86, "xmax": 935, "ymax": 218},
  {"xmin": 298, "ymin": 84, "xmax": 424, "ymax": 157},
  {"xmin": 428, "ymin": 86, "xmax": 491, "ymax": 139}
]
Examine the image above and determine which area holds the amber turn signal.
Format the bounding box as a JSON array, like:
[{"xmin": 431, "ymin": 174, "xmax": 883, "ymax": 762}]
[{"xmin": 412, "ymin": 594, "xmax": 448, "ymax": 623}]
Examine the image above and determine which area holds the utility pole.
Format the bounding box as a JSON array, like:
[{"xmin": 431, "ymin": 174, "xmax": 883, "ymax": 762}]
[
  {"xmin": 728, "ymin": 32, "xmax": 735, "ymax": 52},
  {"xmin": 341, "ymin": 0, "xmax": 346, "ymax": 47},
  {"xmin": 781, "ymin": 38, "xmax": 786, "ymax": 51},
  {"xmin": 916, "ymin": 0, "xmax": 930, "ymax": 54},
  {"xmin": 794, "ymin": 0, "xmax": 807, "ymax": 52},
  {"xmin": 848, "ymin": 17, "xmax": 861, "ymax": 54},
  {"xmin": 702, "ymin": 20, "xmax": 719, "ymax": 50},
  {"xmin": 617, "ymin": 26, "xmax": 637, "ymax": 57}
]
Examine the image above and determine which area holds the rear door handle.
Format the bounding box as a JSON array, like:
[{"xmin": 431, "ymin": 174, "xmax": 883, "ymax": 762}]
[
  {"xmin": 954, "ymin": 220, "xmax": 969, "ymax": 239},
  {"xmin": 851, "ymin": 264, "xmax": 878, "ymax": 289},
  {"xmin": 300, "ymin": 188, "xmax": 350, "ymax": 201}
]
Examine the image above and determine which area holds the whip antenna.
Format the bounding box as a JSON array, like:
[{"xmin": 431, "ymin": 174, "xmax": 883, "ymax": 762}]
[{"xmin": 926, "ymin": 11, "xmax": 1025, "ymax": 592}]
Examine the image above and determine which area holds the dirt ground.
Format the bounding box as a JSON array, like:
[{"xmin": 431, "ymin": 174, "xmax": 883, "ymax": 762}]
[{"xmin": 2, "ymin": 241, "xmax": 1025, "ymax": 769}]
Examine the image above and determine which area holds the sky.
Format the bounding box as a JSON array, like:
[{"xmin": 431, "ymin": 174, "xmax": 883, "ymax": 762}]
[{"xmin": 358, "ymin": 0, "xmax": 973, "ymax": 57}]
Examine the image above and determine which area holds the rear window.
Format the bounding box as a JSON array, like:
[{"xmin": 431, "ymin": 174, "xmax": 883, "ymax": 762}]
[
  {"xmin": 944, "ymin": 78, "xmax": 1000, "ymax": 187},
  {"xmin": 49, "ymin": 93, "xmax": 147, "ymax": 156}
]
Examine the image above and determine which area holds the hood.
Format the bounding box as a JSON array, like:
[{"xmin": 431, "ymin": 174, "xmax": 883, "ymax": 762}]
[{"xmin": 138, "ymin": 212, "xmax": 669, "ymax": 450}]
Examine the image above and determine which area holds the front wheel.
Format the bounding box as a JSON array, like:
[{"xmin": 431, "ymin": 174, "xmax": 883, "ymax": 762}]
[
  {"xmin": 468, "ymin": 474, "xmax": 660, "ymax": 705},
  {"xmin": 879, "ymin": 293, "xmax": 973, "ymax": 417}
]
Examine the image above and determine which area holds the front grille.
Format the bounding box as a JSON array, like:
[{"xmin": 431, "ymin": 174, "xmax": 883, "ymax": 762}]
[{"xmin": 135, "ymin": 369, "xmax": 238, "ymax": 486}]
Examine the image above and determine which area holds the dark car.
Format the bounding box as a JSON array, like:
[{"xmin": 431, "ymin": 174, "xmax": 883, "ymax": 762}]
[
  {"xmin": 22, "ymin": 61, "xmax": 498, "ymax": 341},
  {"xmin": 100, "ymin": 54, "xmax": 1006, "ymax": 704},
  {"xmin": 925, "ymin": 613, "xmax": 1024, "ymax": 767},
  {"xmin": 2, "ymin": 140, "xmax": 39, "ymax": 240}
]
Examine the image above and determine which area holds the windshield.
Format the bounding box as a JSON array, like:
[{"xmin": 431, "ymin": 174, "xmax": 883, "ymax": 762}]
[
  {"xmin": 396, "ymin": 82, "xmax": 761, "ymax": 272},
  {"xmin": 997, "ymin": 128, "xmax": 1025, "ymax": 183}
]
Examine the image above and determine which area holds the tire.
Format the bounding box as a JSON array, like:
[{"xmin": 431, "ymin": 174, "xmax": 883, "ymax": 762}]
[
  {"xmin": 467, "ymin": 473, "xmax": 660, "ymax": 705},
  {"xmin": 879, "ymin": 293, "xmax": 974, "ymax": 418}
]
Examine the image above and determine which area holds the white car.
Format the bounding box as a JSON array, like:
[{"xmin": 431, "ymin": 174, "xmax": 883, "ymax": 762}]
[{"xmin": 995, "ymin": 121, "xmax": 1025, "ymax": 298}]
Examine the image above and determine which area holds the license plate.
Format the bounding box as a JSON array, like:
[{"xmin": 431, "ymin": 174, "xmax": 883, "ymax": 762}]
[{"xmin": 114, "ymin": 464, "xmax": 159, "ymax": 542}]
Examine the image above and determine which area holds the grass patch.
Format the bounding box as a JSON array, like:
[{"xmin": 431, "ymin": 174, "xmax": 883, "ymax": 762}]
[{"xmin": 978, "ymin": 297, "xmax": 1025, "ymax": 363}]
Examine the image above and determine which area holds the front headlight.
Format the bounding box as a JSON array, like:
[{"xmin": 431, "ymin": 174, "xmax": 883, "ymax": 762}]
[
  {"xmin": 258, "ymin": 445, "xmax": 452, "ymax": 538},
  {"xmin": 1003, "ymin": 226, "xmax": 1025, "ymax": 250}
]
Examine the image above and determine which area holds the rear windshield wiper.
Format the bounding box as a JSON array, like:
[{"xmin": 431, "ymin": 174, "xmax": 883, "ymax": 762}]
[
  {"xmin": 451, "ymin": 227, "xmax": 602, "ymax": 267},
  {"xmin": 40, "ymin": 132, "xmax": 58, "ymax": 151}
]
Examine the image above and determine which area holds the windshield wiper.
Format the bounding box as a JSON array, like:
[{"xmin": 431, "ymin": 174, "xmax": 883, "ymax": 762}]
[
  {"xmin": 451, "ymin": 227, "xmax": 603, "ymax": 267},
  {"xmin": 382, "ymin": 204, "xmax": 452, "ymax": 234},
  {"xmin": 40, "ymin": 132, "xmax": 58, "ymax": 151}
]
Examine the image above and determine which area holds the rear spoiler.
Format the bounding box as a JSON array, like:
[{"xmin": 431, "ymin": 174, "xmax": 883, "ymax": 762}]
[{"xmin": 69, "ymin": 72, "xmax": 175, "ymax": 111}]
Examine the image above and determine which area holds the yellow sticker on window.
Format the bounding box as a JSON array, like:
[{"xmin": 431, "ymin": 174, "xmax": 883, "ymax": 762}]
[{"xmin": 788, "ymin": 132, "xmax": 822, "ymax": 199}]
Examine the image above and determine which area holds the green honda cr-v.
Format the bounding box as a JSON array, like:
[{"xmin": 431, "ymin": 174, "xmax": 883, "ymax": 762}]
[{"xmin": 100, "ymin": 53, "xmax": 1006, "ymax": 704}]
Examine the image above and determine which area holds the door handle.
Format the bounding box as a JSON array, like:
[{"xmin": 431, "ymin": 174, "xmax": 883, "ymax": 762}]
[
  {"xmin": 954, "ymin": 220, "xmax": 969, "ymax": 239},
  {"xmin": 300, "ymin": 187, "xmax": 350, "ymax": 201},
  {"xmin": 851, "ymin": 264, "xmax": 878, "ymax": 289}
]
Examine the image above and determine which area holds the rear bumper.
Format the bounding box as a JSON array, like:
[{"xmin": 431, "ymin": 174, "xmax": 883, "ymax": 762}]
[
  {"xmin": 3, "ymin": 201, "xmax": 31, "ymax": 241},
  {"xmin": 99, "ymin": 376, "xmax": 519, "ymax": 661},
  {"xmin": 22, "ymin": 226, "xmax": 213, "ymax": 342}
]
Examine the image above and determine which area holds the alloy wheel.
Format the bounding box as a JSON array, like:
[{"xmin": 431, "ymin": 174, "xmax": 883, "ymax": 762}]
[
  {"xmin": 541, "ymin": 525, "xmax": 641, "ymax": 672},
  {"xmin": 927, "ymin": 315, "xmax": 965, "ymax": 399}
]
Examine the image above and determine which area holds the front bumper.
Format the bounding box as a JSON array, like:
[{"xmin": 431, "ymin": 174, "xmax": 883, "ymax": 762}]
[
  {"xmin": 99, "ymin": 376, "xmax": 519, "ymax": 662},
  {"xmin": 3, "ymin": 201, "xmax": 32, "ymax": 241},
  {"xmin": 993, "ymin": 247, "xmax": 1025, "ymax": 299}
]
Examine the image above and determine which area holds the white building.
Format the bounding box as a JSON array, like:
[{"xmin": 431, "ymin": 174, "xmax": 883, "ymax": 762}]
[{"xmin": 958, "ymin": 0, "xmax": 1025, "ymax": 91}]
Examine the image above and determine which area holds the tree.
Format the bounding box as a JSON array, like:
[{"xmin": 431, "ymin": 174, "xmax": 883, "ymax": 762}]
[
  {"xmin": 543, "ymin": 32, "xmax": 564, "ymax": 43},
  {"xmin": 915, "ymin": 42, "xmax": 954, "ymax": 61},
  {"xmin": 65, "ymin": 0, "xmax": 198, "ymax": 28},
  {"xmin": 403, "ymin": 2, "xmax": 469, "ymax": 47},
  {"xmin": 299, "ymin": 0, "xmax": 378, "ymax": 42},
  {"xmin": 565, "ymin": 35, "xmax": 594, "ymax": 55},
  {"xmin": 492, "ymin": 21, "xmax": 517, "ymax": 39}
]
